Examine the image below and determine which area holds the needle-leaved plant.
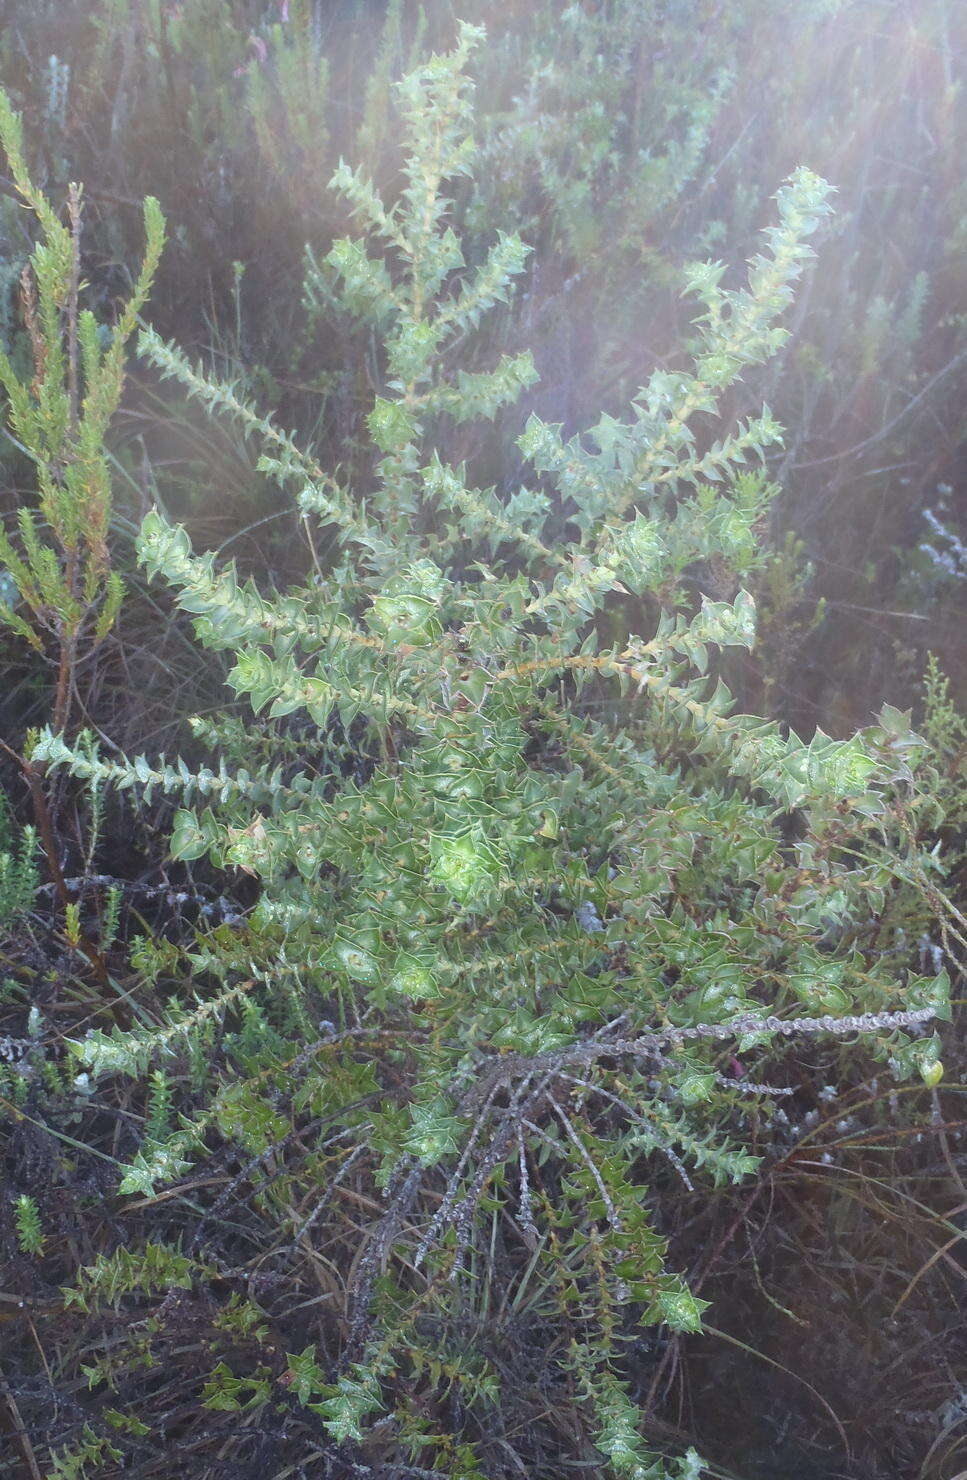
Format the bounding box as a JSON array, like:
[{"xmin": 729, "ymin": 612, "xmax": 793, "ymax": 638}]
[{"xmin": 35, "ymin": 25, "xmax": 950, "ymax": 1479}]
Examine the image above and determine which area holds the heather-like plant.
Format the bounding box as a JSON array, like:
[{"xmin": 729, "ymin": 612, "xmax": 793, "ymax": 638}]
[
  {"xmin": 0, "ymin": 785, "xmax": 37, "ymax": 929},
  {"xmin": 36, "ymin": 27, "xmax": 951, "ymax": 1477},
  {"xmin": 0, "ymin": 89, "xmax": 164, "ymax": 733}
]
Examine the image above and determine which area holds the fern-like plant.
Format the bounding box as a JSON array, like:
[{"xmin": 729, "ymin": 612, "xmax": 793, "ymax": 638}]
[{"xmin": 37, "ymin": 26, "xmax": 951, "ymax": 1478}]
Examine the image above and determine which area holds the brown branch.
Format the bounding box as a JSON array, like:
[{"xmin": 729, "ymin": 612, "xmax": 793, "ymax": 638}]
[
  {"xmin": 0, "ymin": 738, "xmax": 109, "ymax": 987},
  {"xmin": 0, "ymin": 1361, "xmax": 43, "ymax": 1480}
]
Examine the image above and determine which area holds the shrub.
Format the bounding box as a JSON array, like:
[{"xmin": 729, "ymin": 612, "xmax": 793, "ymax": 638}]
[
  {"xmin": 0, "ymin": 784, "xmax": 36, "ymax": 928},
  {"xmin": 0, "ymin": 88, "xmax": 164, "ymax": 732},
  {"xmin": 2, "ymin": 4, "xmax": 962, "ymax": 734},
  {"xmin": 35, "ymin": 26, "xmax": 951, "ymax": 1479}
]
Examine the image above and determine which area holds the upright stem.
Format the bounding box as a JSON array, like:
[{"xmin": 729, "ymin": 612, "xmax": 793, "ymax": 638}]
[
  {"xmin": 66, "ymin": 183, "xmax": 82, "ymax": 436},
  {"xmin": 54, "ymin": 186, "xmax": 83, "ymax": 736},
  {"xmin": 52, "ymin": 551, "xmax": 78, "ymax": 738}
]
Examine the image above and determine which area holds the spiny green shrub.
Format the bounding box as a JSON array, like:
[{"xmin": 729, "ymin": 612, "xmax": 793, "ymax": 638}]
[
  {"xmin": 37, "ymin": 26, "xmax": 952, "ymax": 1478},
  {"xmin": 3, "ymin": 1, "xmax": 963, "ymax": 733}
]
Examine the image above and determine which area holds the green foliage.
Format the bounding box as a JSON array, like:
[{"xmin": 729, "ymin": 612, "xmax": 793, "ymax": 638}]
[
  {"xmin": 47, "ymin": 1426, "xmax": 122, "ymax": 1480},
  {"xmin": 200, "ymin": 1360, "xmax": 272, "ymax": 1412},
  {"xmin": 922, "ymin": 654, "xmax": 967, "ymax": 832},
  {"xmin": 590, "ymin": 1363, "xmax": 703, "ymax": 1478},
  {"xmin": 0, "ymin": 88, "xmax": 164, "ymax": 729},
  {"xmin": 63, "ymin": 1242, "xmax": 212, "ymax": 1314},
  {"xmin": 0, "ymin": 786, "xmax": 37, "ymax": 927},
  {"xmin": 32, "ymin": 30, "xmax": 955, "ymax": 1478},
  {"xmin": 13, "ymin": 1191, "xmax": 44, "ymax": 1255},
  {"xmin": 1, "ymin": 0, "xmax": 961, "ymax": 735}
]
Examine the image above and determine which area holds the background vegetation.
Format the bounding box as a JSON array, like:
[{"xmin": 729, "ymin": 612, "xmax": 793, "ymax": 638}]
[{"xmin": 0, "ymin": 4, "xmax": 964, "ymax": 1479}]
